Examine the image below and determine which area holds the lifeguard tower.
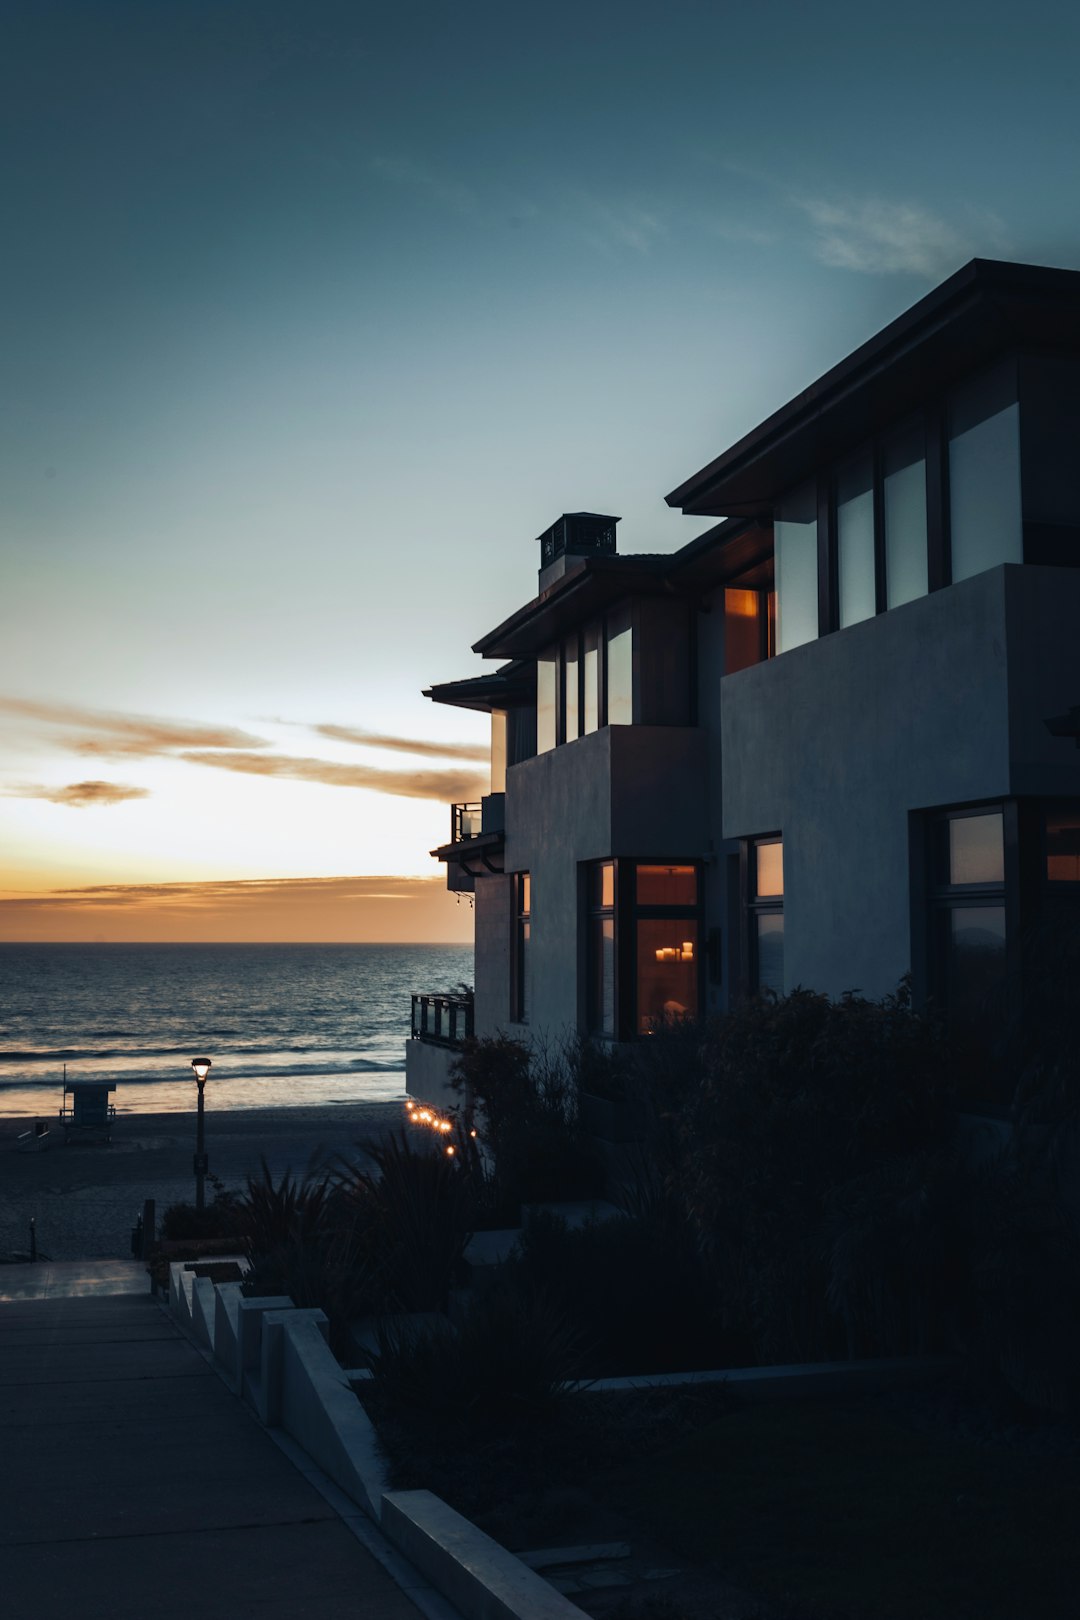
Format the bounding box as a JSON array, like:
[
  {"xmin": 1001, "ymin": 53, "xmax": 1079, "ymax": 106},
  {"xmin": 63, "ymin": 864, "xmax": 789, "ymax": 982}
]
[{"xmin": 59, "ymin": 1079, "xmax": 116, "ymax": 1144}]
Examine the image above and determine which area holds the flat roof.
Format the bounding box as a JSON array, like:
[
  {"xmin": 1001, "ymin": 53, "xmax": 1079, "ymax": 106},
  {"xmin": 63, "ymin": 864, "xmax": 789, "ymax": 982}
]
[{"xmin": 666, "ymin": 258, "xmax": 1080, "ymax": 517}]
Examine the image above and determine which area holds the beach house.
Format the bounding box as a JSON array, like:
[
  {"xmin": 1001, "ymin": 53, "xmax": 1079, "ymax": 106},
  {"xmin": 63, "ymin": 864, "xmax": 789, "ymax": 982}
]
[{"xmin": 407, "ymin": 258, "xmax": 1080, "ymax": 1111}]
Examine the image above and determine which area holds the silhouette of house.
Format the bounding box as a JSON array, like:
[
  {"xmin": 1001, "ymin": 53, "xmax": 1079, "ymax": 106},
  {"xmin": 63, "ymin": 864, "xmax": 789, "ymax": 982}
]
[{"xmin": 407, "ymin": 259, "xmax": 1080, "ymax": 1110}]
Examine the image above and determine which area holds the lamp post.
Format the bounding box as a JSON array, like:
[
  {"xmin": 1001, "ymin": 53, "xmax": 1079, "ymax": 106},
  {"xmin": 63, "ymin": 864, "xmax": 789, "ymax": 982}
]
[{"xmin": 191, "ymin": 1057, "xmax": 211, "ymax": 1212}]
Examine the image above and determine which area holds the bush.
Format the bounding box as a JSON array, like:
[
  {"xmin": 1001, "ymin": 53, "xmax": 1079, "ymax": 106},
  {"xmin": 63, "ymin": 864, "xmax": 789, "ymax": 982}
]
[{"xmin": 450, "ymin": 1034, "xmax": 603, "ymax": 1213}]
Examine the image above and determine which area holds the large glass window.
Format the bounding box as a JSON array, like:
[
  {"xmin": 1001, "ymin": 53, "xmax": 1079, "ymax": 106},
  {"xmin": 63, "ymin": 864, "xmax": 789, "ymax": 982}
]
[
  {"xmin": 948, "ymin": 362, "xmax": 1022, "ymax": 585},
  {"xmin": 583, "ymin": 624, "xmax": 601, "ymax": 734},
  {"xmin": 536, "ymin": 653, "xmax": 557, "ymax": 754},
  {"xmin": 512, "ymin": 872, "xmax": 531, "ymax": 1023},
  {"xmin": 635, "ymin": 862, "xmax": 700, "ymax": 1033},
  {"xmin": 930, "ymin": 807, "xmax": 1007, "ymax": 1043},
  {"xmin": 585, "ymin": 860, "xmax": 701, "ymax": 1038},
  {"xmin": 747, "ymin": 837, "xmax": 784, "ymax": 995},
  {"xmin": 883, "ymin": 419, "xmax": 928, "ymax": 609},
  {"xmin": 587, "ymin": 862, "xmax": 615, "ymax": 1037},
  {"xmin": 563, "ymin": 637, "xmax": 580, "ymax": 743},
  {"xmin": 775, "ymin": 482, "xmax": 819, "ymax": 653},
  {"xmin": 836, "ymin": 451, "xmax": 876, "ymax": 629},
  {"xmin": 724, "ymin": 587, "xmax": 772, "ymax": 675},
  {"xmin": 606, "ymin": 605, "xmax": 633, "ymax": 725},
  {"xmin": 1047, "ymin": 805, "xmax": 1080, "ymax": 882},
  {"xmin": 490, "ymin": 709, "xmax": 507, "ymax": 794}
]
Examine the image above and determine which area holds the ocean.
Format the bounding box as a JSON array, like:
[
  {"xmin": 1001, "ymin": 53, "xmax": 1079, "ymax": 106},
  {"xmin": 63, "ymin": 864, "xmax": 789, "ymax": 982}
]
[{"xmin": 0, "ymin": 942, "xmax": 473, "ymax": 1117}]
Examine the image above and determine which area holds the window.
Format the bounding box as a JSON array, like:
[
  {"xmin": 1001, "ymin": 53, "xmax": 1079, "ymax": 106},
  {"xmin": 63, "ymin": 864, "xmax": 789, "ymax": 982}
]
[
  {"xmin": 585, "ymin": 860, "xmax": 702, "ymax": 1038},
  {"xmin": 883, "ymin": 418, "xmax": 928, "ymax": 608},
  {"xmin": 583, "ymin": 623, "xmax": 601, "ymax": 734},
  {"xmin": 948, "ymin": 361, "xmax": 1022, "ymax": 584},
  {"xmin": 724, "ymin": 587, "xmax": 775, "ymax": 674},
  {"xmin": 633, "ymin": 864, "xmax": 700, "ymax": 1033},
  {"xmin": 747, "ymin": 837, "xmax": 784, "ymax": 995},
  {"xmin": 929, "ymin": 808, "xmax": 1007, "ymax": 1040},
  {"xmin": 512, "ymin": 873, "xmax": 531, "ymax": 1023},
  {"xmin": 563, "ymin": 636, "xmax": 580, "ymax": 743},
  {"xmin": 536, "ymin": 606, "xmax": 637, "ymax": 750},
  {"xmin": 836, "ymin": 451, "xmax": 876, "ymax": 629},
  {"xmin": 775, "ymin": 482, "xmax": 819, "ymax": 653},
  {"xmin": 587, "ymin": 862, "xmax": 615, "ymax": 1037},
  {"xmin": 1047, "ymin": 805, "xmax": 1080, "ymax": 882},
  {"xmin": 490, "ymin": 709, "xmax": 507, "ymax": 794},
  {"xmin": 537, "ymin": 654, "xmax": 557, "ymax": 754}
]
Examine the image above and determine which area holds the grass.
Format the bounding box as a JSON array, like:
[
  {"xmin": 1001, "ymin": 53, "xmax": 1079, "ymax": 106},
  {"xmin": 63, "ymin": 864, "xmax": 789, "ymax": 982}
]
[{"xmin": 602, "ymin": 1393, "xmax": 1080, "ymax": 1619}]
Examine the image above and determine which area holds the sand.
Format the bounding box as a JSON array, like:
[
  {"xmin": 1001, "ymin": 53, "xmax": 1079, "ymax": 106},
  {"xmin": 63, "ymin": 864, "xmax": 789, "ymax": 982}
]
[{"xmin": 0, "ymin": 1101, "xmax": 411, "ymax": 1263}]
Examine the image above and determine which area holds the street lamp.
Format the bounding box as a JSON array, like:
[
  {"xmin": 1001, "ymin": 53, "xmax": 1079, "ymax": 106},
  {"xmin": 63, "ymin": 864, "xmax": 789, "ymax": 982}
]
[{"xmin": 191, "ymin": 1057, "xmax": 212, "ymax": 1212}]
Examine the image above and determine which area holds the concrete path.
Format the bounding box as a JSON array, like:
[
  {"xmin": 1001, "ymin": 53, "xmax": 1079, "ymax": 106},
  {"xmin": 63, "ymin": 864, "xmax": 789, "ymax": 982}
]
[{"xmin": 0, "ymin": 1285, "xmax": 433, "ymax": 1620}]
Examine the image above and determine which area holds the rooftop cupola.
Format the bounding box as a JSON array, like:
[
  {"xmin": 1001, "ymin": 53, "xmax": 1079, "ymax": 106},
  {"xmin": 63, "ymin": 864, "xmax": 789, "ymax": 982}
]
[{"xmin": 537, "ymin": 511, "xmax": 620, "ymax": 591}]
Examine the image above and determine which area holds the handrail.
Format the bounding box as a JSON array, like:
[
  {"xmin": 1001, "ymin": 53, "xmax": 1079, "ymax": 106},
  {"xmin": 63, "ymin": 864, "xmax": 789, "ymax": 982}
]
[
  {"xmin": 411, "ymin": 991, "xmax": 474, "ymax": 1046},
  {"xmin": 451, "ymin": 802, "xmax": 483, "ymax": 842}
]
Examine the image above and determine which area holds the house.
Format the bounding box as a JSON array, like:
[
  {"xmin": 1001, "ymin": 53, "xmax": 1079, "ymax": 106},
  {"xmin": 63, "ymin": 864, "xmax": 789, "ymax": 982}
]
[{"xmin": 406, "ymin": 258, "xmax": 1080, "ymax": 1113}]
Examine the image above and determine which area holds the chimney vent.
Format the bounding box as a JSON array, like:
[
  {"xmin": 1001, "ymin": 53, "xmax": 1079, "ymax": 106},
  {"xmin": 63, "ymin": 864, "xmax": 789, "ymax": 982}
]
[{"xmin": 536, "ymin": 512, "xmax": 620, "ymax": 569}]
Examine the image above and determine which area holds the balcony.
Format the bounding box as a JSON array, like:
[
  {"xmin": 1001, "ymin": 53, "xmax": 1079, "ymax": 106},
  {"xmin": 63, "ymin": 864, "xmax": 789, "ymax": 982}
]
[
  {"xmin": 432, "ymin": 795, "xmax": 506, "ymax": 892},
  {"xmin": 410, "ymin": 990, "xmax": 474, "ymax": 1047}
]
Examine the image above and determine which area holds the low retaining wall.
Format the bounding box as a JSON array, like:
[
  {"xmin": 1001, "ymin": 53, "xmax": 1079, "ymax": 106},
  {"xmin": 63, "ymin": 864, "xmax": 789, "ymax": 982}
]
[{"xmin": 167, "ymin": 1262, "xmax": 954, "ymax": 1620}]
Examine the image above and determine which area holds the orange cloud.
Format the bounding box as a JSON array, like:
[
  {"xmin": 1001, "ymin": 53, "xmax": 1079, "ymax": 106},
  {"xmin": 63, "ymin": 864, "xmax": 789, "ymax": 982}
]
[
  {"xmin": 180, "ymin": 749, "xmax": 486, "ymax": 802},
  {"xmin": 5, "ymin": 779, "xmax": 150, "ymax": 808},
  {"xmin": 0, "ymin": 874, "xmax": 474, "ymax": 943},
  {"xmin": 312, "ymin": 723, "xmax": 488, "ymax": 763},
  {"xmin": 0, "ymin": 695, "xmax": 267, "ymax": 758}
]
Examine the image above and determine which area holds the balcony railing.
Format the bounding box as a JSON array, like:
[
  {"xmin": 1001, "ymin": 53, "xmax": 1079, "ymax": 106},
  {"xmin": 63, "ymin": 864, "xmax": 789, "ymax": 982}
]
[
  {"xmin": 411, "ymin": 991, "xmax": 474, "ymax": 1046},
  {"xmin": 451, "ymin": 802, "xmax": 483, "ymax": 842}
]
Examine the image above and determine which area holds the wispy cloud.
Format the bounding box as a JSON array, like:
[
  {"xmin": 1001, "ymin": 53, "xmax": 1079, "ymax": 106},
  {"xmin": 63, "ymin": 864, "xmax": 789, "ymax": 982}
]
[
  {"xmin": 5, "ymin": 779, "xmax": 150, "ymax": 808},
  {"xmin": 369, "ymin": 155, "xmax": 480, "ymax": 218},
  {"xmin": 180, "ymin": 749, "xmax": 485, "ymax": 803},
  {"xmin": 571, "ymin": 192, "xmax": 666, "ymax": 256},
  {"xmin": 3, "ymin": 874, "xmax": 439, "ymax": 910},
  {"xmin": 311, "ymin": 723, "xmax": 488, "ymax": 763},
  {"xmin": 0, "ymin": 696, "xmax": 267, "ymax": 759},
  {"xmin": 791, "ymin": 196, "xmax": 1006, "ymax": 280}
]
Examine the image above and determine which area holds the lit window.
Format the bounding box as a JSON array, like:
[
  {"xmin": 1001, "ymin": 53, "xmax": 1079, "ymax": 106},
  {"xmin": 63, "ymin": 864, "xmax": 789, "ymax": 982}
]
[
  {"xmin": 585, "ymin": 861, "xmax": 701, "ymax": 1038},
  {"xmin": 747, "ymin": 837, "xmax": 784, "ymax": 995},
  {"xmin": 587, "ymin": 862, "xmax": 615, "ymax": 1036},
  {"xmin": 512, "ymin": 873, "xmax": 531, "ymax": 1022}
]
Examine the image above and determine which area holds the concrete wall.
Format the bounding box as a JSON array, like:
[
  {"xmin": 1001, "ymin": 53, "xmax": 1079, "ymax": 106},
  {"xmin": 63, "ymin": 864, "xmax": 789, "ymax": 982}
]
[
  {"xmin": 721, "ymin": 565, "xmax": 1015, "ymax": 999},
  {"xmin": 501, "ymin": 725, "xmax": 710, "ymax": 1038},
  {"xmin": 474, "ymin": 873, "xmax": 512, "ymax": 1036},
  {"xmin": 1004, "ymin": 565, "xmax": 1080, "ymax": 796},
  {"xmin": 404, "ymin": 1039, "xmax": 460, "ymax": 1113}
]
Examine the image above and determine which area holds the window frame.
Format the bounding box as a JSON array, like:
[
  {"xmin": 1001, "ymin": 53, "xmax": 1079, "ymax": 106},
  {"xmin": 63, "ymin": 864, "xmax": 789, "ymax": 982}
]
[
  {"xmin": 510, "ymin": 871, "xmax": 531, "ymax": 1024},
  {"xmin": 743, "ymin": 835, "xmax": 784, "ymax": 997},
  {"xmin": 583, "ymin": 858, "xmax": 704, "ymax": 1040}
]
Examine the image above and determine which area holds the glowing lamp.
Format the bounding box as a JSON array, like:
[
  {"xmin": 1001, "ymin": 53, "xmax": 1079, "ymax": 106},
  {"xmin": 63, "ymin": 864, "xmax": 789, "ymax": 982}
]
[{"xmin": 191, "ymin": 1058, "xmax": 211, "ymax": 1083}]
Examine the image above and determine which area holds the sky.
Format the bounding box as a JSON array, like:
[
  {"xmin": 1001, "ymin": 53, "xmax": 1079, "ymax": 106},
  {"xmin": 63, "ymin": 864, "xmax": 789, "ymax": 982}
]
[{"xmin": 3, "ymin": 0, "xmax": 1079, "ymax": 941}]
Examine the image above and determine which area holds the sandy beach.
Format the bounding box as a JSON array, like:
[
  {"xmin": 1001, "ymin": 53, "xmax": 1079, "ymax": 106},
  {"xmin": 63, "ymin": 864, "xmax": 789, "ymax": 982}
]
[{"xmin": 0, "ymin": 1100, "xmax": 410, "ymax": 1263}]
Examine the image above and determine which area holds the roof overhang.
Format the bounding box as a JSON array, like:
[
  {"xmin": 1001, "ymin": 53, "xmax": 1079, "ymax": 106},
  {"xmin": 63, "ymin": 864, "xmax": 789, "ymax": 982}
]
[
  {"xmin": 431, "ymin": 831, "xmax": 505, "ymax": 875},
  {"xmin": 424, "ymin": 661, "xmax": 534, "ymax": 713},
  {"xmin": 666, "ymin": 258, "xmax": 1080, "ymax": 518},
  {"xmin": 472, "ymin": 555, "xmax": 682, "ymax": 660}
]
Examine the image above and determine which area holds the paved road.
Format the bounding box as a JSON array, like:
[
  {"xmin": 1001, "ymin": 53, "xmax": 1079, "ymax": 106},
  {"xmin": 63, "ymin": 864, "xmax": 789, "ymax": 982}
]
[{"xmin": 0, "ymin": 1285, "xmax": 430, "ymax": 1620}]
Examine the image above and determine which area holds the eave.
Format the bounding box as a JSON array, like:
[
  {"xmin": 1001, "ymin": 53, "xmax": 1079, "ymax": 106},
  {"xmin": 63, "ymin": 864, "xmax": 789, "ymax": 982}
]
[
  {"xmin": 431, "ymin": 831, "xmax": 505, "ymax": 876},
  {"xmin": 472, "ymin": 555, "xmax": 680, "ymax": 660},
  {"xmin": 666, "ymin": 258, "xmax": 1080, "ymax": 518}
]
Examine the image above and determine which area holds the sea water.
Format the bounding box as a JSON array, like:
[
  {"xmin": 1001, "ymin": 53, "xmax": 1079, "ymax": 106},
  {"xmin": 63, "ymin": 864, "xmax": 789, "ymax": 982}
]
[{"xmin": 0, "ymin": 942, "xmax": 472, "ymax": 1117}]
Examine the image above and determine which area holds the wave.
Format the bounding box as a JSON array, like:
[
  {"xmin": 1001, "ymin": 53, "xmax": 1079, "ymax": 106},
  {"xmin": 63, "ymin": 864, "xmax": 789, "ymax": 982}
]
[
  {"xmin": 0, "ymin": 1042, "xmax": 393, "ymax": 1062},
  {"xmin": 0, "ymin": 1055, "xmax": 406, "ymax": 1090}
]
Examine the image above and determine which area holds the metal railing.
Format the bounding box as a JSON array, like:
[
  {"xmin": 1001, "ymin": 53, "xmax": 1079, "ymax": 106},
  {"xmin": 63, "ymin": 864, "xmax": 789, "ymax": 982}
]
[
  {"xmin": 411, "ymin": 991, "xmax": 474, "ymax": 1046},
  {"xmin": 451, "ymin": 802, "xmax": 483, "ymax": 842}
]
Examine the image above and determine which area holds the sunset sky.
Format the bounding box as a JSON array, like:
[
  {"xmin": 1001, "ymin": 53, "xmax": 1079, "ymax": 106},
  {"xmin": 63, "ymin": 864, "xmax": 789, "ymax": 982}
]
[{"xmin": 4, "ymin": 0, "xmax": 1079, "ymax": 941}]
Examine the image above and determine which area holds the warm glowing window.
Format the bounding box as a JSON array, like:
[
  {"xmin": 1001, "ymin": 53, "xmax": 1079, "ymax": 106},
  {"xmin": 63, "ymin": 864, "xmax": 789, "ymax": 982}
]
[
  {"xmin": 490, "ymin": 710, "xmax": 507, "ymax": 794},
  {"xmin": 587, "ymin": 862, "xmax": 616, "ymax": 1037},
  {"xmin": 1046, "ymin": 807, "xmax": 1080, "ymax": 882},
  {"xmin": 537, "ymin": 653, "xmax": 557, "ymax": 754},
  {"xmin": 512, "ymin": 872, "xmax": 531, "ymax": 1023},
  {"xmin": 747, "ymin": 837, "xmax": 784, "ymax": 995},
  {"xmin": 724, "ymin": 587, "xmax": 772, "ymax": 675}
]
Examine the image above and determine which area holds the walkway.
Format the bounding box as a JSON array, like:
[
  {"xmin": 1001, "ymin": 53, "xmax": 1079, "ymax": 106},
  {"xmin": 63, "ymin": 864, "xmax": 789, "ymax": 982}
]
[{"xmin": 0, "ymin": 1275, "xmax": 435, "ymax": 1620}]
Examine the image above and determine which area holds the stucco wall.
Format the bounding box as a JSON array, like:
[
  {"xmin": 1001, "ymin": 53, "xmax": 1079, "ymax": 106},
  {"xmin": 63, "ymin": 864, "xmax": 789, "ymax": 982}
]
[
  {"xmin": 473, "ymin": 872, "xmax": 512, "ymax": 1036},
  {"xmin": 501, "ymin": 725, "xmax": 710, "ymax": 1039},
  {"xmin": 1005, "ymin": 565, "xmax": 1080, "ymax": 796},
  {"xmin": 721, "ymin": 566, "xmax": 1015, "ymax": 999}
]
